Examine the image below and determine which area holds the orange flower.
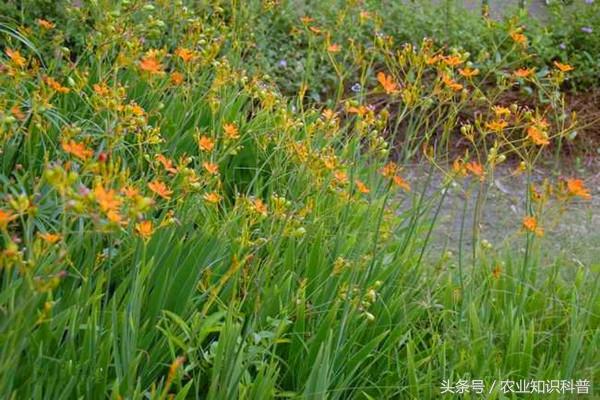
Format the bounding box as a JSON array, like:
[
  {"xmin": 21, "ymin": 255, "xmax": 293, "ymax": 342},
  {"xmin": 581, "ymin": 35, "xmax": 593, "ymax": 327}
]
[
  {"xmin": 355, "ymin": 179, "xmax": 370, "ymax": 194},
  {"xmin": 380, "ymin": 162, "xmax": 398, "ymax": 178},
  {"xmin": 441, "ymin": 74, "xmax": 463, "ymax": 92},
  {"xmin": 37, "ymin": 19, "xmax": 55, "ymax": 29},
  {"xmin": 135, "ymin": 220, "xmax": 154, "ymax": 239},
  {"xmin": 93, "ymin": 83, "xmax": 110, "ymax": 96},
  {"xmin": 170, "ymin": 71, "xmax": 184, "ymax": 85},
  {"xmin": 106, "ymin": 210, "xmax": 124, "ymax": 225},
  {"xmin": 252, "ymin": 198, "xmax": 268, "ymax": 215},
  {"xmin": 156, "ymin": 154, "xmax": 178, "ymax": 174},
  {"xmin": 44, "ymin": 76, "xmax": 70, "ymax": 93},
  {"xmin": 566, "ymin": 178, "xmax": 591, "ymax": 200},
  {"xmin": 492, "ymin": 265, "xmax": 502, "ymax": 279},
  {"xmin": 443, "ymin": 54, "xmax": 463, "ymax": 67},
  {"xmin": 5, "ymin": 48, "xmax": 26, "ymax": 67},
  {"xmin": 62, "ymin": 140, "xmax": 93, "ymax": 160},
  {"xmin": 148, "ymin": 180, "xmax": 173, "ymax": 200},
  {"xmin": 347, "ymin": 105, "xmax": 368, "ymax": 117},
  {"xmin": 492, "ymin": 106, "xmax": 511, "ymax": 117},
  {"xmin": 223, "ymin": 123, "xmax": 239, "ymax": 140},
  {"xmin": 94, "ymin": 185, "xmax": 122, "ymax": 212},
  {"xmin": 553, "ymin": 61, "xmax": 574, "ymax": 73},
  {"xmin": 203, "ymin": 192, "xmax": 221, "ymax": 204},
  {"xmin": 452, "ymin": 159, "xmax": 467, "ymax": 176},
  {"xmin": 300, "ymin": 16, "xmax": 314, "ymax": 25},
  {"xmin": 121, "ymin": 186, "xmax": 139, "ymax": 198},
  {"xmin": 527, "ymin": 125, "xmax": 549, "ymax": 146},
  {"xmin": 174, "ymin": 47, "xmax": 194, "ymax": 63},
  {"xmin": 11, "ymin": 105, "xmax": 25, "ymax": 121},
  {"xmin": 522, "ymin": 216, "xmax": 543, "ymax": 236},
  {"xmin": 510, "ymin": 31, "xmax": 527, "ymax": 47},
  {"xmin": 202, "ymin": 162, "xmax": 219, "ymax": 175},
  {"xmin": 466, "ymin": 161, "xmax": 484, "ymax": 180},
  {"xmin": 514, "ymin": 68, "xmax": 535, "ymax": 79},
  {"xmin": 198, "ymin": 136, "xmax": 215, "ymax": 152},
  {"xmin": 39, "ymin": 232, "xmax": 61, "ymax": 244},
  {"xmin": 485, "ymin": 119, "xmax": 508, "ymax": 132},
  {"xmin": 308, "ymin": 26, "xmax": 322, "ymax": 34},
  {"xmin": 139, "ymin": 53, "xmax": 164, "ymax": 75},
  {"xmin": 426, "ymin": 55, "xmax": 442, "ymax": 65},
  {"xmin": 393, "ymin": 175, "xmax": 411, "ymax": 192},
  {"xmin": 458, "ymin": 67, "xmax": 479, "ymax": 78},
  {"xmin": 377, "ymin": 72, "xmax": 398, "ymax": 94},
  {"xmin": 327, "ymin": 43, "xmax": 341, "ymax": 53},
  {"xmin": 0, "ymin": 209, "xmax": 17, "ymax": 230}
]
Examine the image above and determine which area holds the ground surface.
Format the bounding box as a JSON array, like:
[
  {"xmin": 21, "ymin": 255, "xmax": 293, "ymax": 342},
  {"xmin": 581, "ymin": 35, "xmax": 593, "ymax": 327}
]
[{"xmin": 405, "ymin": 159, "xmax": 600, "ymax": 267}]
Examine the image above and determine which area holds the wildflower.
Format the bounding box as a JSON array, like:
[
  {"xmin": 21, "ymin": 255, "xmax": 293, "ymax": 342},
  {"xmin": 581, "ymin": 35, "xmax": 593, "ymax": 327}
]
[
  {"xmin": 377, "ymin": 72, "xmax": 398, "ymax": 94},
  {"xmin": 351, "ymin": 83, "xmax": 362, "ymax": 93},
  {"xmin": 566, "ymin": 178, "xmax": 591, "ymax": 200},
  {"xmin": 514, "ymin": 68, "xmax": 535, "ymax": 79},
  {"xmin": 485, "ymin": 119, "xmax": 508, "ymax": 132},
  {"xmin": 327, "ymin": 43, "xmax": 341, "ymax": 53},
  {"xmin": 522, "ymin": 216, "xmax": 543, "ymax": 236},
  {"xmin": 11, "ymin": 105, "xmax": 26, "ymax": 120},
  {"xmin": 347, "ymin": 105, "xmax": 367, "ymax": 116},
  {"xmin": 443, "ymin": 54, "xmax": 463, "ymax": 67},
  {"xmin": 300, "ymin": 16, "xmax": 314, "ymax": 25},
  {"xmin": 37, "ymin": 19, "xmax": 55, "ymax": 29},
  {"xmin": 355, "ymin": 179, "xmax": 370, "ymax": 194},
  {"xmin": 39, "ymin": 232, "xmax": 61, "ymax": 244},
  {"xmin": 581, "ymin": 26, "xmax": 593, "ymax": 34},
  {"xmin": 321, "ymin": 109, "xmax": 336, "ymax": 120},
  {"xmin": 202, "ymin": 162, "xmax": 219, "ymax": 175},
  {"xmin": 452, "ymin": 159, "xmax": 467, "ymax": 176},
  {"xmin": 380, "ymin": 162, "xmax": 398, "ymax": 178},
  {"xmin": 0, "ymin": 209, "xmax": 17, "ymax": 230},
  {"xmin": 170, "ymin": 71, "xmax": 184, "ymax": 85},
  {"xmin": 458, "ymin": 67, "xmax": 479, "ymax": 78},
  {"xmin": 492, "ymin": 265, "xmax": 501, "ymax": 279},
  {"xmin": 510, "ymin": 31, "xmax": 527, "ymax": 47},
  {"xmin": 223, "ymin": 123, "xmax": 240, "ymax": 140},
  {"xmin": 44, "ymin": 76, "xmax": 70, "ymax": 93},
  {"xmin": 94, "ymin": 185, "xmax": 122, "ymax": 212},
  {"xmin": 139, "ymin": 53, "xmax": 164, "ymax": 75},
  {"xmin": 527, "ymin": 125, "xmax": 550, "ymax": 146},
  {"xmin": 203, "ymin": 192, "xmax": 221, "ymax": 204},
  {"xmin": 333, "ymin": 170, "xmax": 348, "ymax": 185},
  {"xmin": 135, "ymin": 220, "xmax": 154, "ymax": 239},
  {"xmin": 148, "ymin": 180, "xmax": 173, "ymax": 200},
  {"xmin": 155, "ymin": 154, "xmax": 178, "ymax": 174},
  {"xmin": 308, "ymin": 26, "xmax": 322, "ymax": 34},
  {"xmin": 426, "ymin": 55, "xmax": 442, "ymax": 65},
  {"xmin": 466, "ymin": 161, "xmax": 485, "ymax": 180},
  {"xmin": 553, "ymin": 61, "xmax": 574, "ymax": 72},
  {"xmin": 121, "ymin": 185, "xmax": 139, "ymax": 198},
  {"xmin": 174, "ymin": 47, "xmax": 194, "ymax": 63},
  {"xmin": 93, "ymin": 83, "xmax": 110, "ymax": 96},
  {"xmin": 492, "ymin": 106, "xmax": 511, "ymax": 117},
  {"xmin": 5, "ymin": 48, "xmax": 26, "ymax": 67},
  {"xmin": 252, "ymin": 198, "xmax": 268, "ymax": 215},
  {"xmin": 62, "ymin": 140, "xmax": 93, "ymax": 160},
  {"xmin": 441, "ymin": 74, "xmax": 463, "ymax": 92},
  {"xmin": 393, "ymin": 175, "xmax": 410, "ymax": 192},
  {"xmin": 198, "ymin": 135, "xmax": 215, "ymax": 152}
]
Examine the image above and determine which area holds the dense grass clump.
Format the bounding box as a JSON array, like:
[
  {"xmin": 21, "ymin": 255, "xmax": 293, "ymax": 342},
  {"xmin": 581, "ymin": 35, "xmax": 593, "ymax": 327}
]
[{"xmin": 0, "ymin": 1, "xmax": 598, "ymax": 398}]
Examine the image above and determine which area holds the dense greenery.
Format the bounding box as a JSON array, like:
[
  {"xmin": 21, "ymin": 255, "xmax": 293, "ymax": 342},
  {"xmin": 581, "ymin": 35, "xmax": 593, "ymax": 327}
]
[{"xmin": 0, "ymin": 1, "xmax": 598, "ymax": 398}]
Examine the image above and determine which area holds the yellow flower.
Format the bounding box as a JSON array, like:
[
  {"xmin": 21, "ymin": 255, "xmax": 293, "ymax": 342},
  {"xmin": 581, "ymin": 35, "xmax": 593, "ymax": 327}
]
[
  {"xmin": 485, "ymin": 119, "xmax": 508, "ymax": 132},
  {"xmin": 566, "ymin": 178, "xmax": 591, "ymax": 200},
  {"xmin": 93, "ymin": 83, "xmax": 110, "ymax": 96},
  {"xmin": 522, "ymin": 216, "xmax": 543, "ymax": 236},
  {"xmin": 510, "ymin": 31, "xmax": 528, "ymax": 47},
  {"xmin": 135, "ymin": 220, "xmax": 154, "ymax": 239},
  {"xmin": 527, "ymin": 125, "xmax": 549, "ymax": 146},
  {"xmin": 39, "ymin": 232, "xmax": 61, "ymax": 244},
  {"xmin": 148, "ymin": 180, "xmax": 173, "ymax": 200}
]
